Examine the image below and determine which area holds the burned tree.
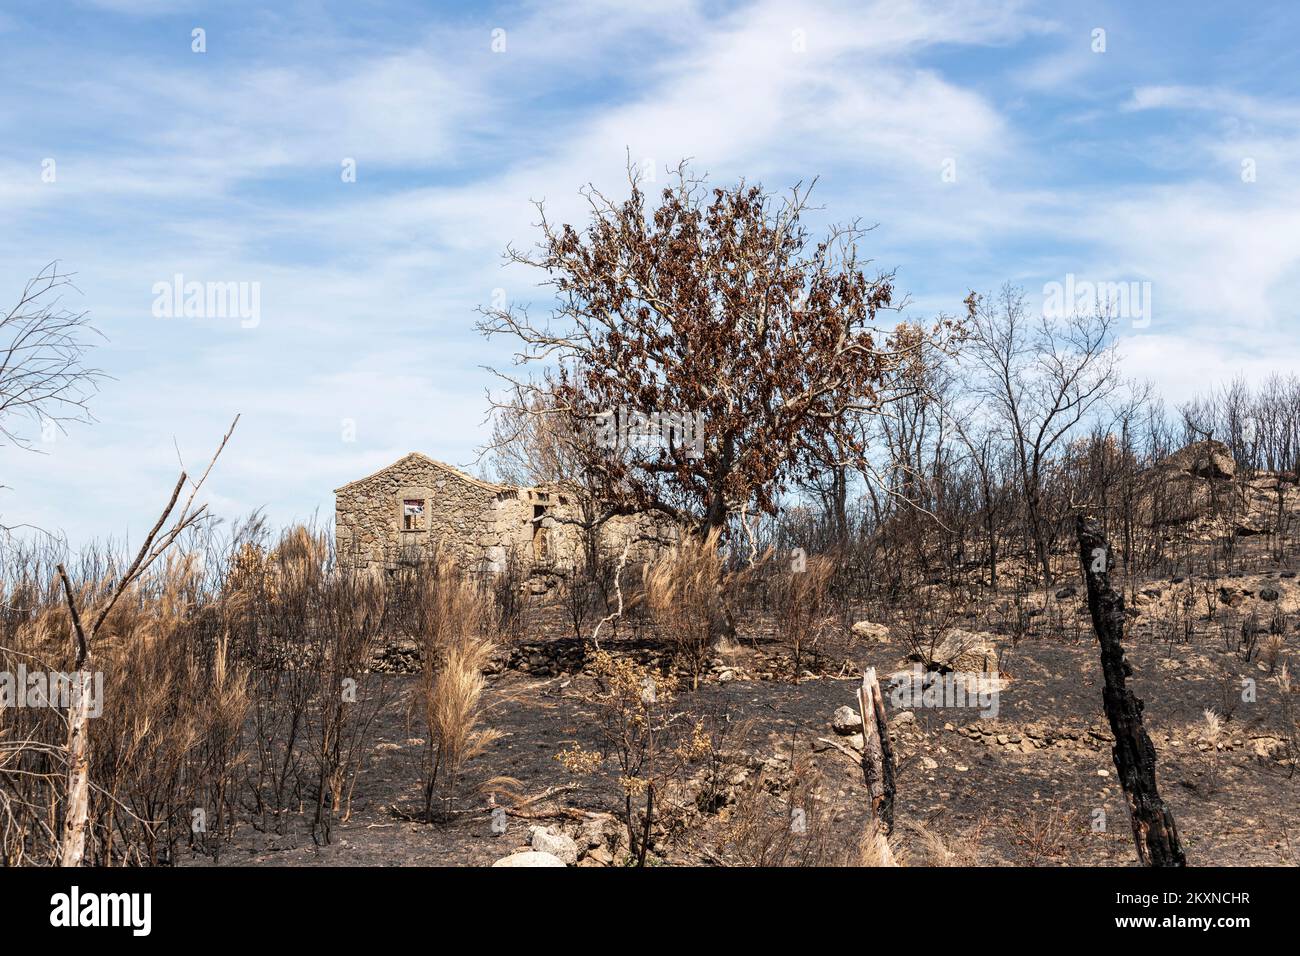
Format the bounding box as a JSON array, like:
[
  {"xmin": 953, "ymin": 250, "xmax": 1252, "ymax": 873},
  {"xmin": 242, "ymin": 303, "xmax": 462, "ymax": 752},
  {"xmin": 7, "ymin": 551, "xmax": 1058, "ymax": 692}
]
[
  {"xmin": 857, "ymin": 668, "xmax": 896, "ymax": 865},
  {"xmin": 0, "ymin": 264, "xmax": 105, "ymax": 536},
  {"xmin": 1076, "ymin": 512, "xmax": 1186, "ymax": 867},
  {"xmin": 55, "ymin": 416, "xmax": 238, "ymax": 866},
  {"xmin": 479, "ymin": 162, "xmax": 963, "ymax": 542},
  {"xmin": 0, "ymin": 264, "xmax": 103, "ymax": 451},
  {"xmin": 966, "ymin": 285, "xmax": 1120, "ymax": 584}
]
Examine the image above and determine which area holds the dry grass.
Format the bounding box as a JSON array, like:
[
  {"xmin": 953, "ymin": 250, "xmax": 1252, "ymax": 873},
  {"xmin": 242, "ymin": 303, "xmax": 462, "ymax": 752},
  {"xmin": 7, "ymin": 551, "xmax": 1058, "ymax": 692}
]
[
  {"xmin": 1, "ymin": 544, "xmax": 253, "ymax": 864},
  {"xmin": 642, "ymin": 529, "xmax": 728, "ymax": 688},
  {"xmin": 402, "ymin": 559, "xmax": 501, "ymax": 820},
  {"xmin": 715, "ymin": 745, "xmax": 861, "ymax": 867},
  {"xmin": 768, "ymin": 553, "xmax": 837, "ymax": 682},
  {"xmin": 896, "ymin": 818, "xmax": 983, "ymax": 866},
  {"xmin": 0, "ymin": 522, "xmax": 506, "ymax": 863},
  {"xmin": 1201, "ymin": 707, "xmax": 1224, "ymax": 794}
]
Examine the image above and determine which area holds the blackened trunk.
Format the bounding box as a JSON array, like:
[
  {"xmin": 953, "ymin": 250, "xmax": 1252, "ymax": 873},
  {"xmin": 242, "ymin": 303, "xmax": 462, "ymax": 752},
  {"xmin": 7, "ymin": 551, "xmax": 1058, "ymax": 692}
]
[
  {"xmin": 1076, "ymin": 514, "xmax": 1186, "ymax": 867},
  {"xmin": 831, "ymin": 465, "xmax": 849, "ymax": 548},
  {"xmin": 1028, "ymin": 494, "xmax": 1052, "ymax": 585}
]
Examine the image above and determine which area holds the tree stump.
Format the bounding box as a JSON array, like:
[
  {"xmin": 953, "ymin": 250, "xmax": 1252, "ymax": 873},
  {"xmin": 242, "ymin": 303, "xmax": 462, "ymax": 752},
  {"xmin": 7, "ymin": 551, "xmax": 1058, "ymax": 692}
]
[
  {"xmin": 858, "ymin": 668, "xmax": 897, "ymax": 866},
  {"xmin": 1076, "ymin": 513, "xmax": 1186, "ymax": 867}
]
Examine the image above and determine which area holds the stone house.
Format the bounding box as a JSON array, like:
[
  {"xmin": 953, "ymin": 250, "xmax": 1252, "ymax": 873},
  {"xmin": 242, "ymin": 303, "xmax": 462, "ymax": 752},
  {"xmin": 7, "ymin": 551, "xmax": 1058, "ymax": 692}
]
[{"xmin": 333, "ymin": 452, "xmax": 665, "ymax": 573}]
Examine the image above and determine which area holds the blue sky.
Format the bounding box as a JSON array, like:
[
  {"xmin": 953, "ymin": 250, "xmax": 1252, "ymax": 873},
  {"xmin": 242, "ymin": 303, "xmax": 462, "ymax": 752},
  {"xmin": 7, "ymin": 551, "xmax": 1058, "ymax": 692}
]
[{"xmin": 3, "ymin": 0, "xmax": 1300, "ymax": 548}]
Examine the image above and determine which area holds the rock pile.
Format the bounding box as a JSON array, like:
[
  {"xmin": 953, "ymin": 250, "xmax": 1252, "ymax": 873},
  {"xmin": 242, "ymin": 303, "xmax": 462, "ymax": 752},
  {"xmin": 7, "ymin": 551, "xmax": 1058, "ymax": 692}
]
[
  {"xmin": 950, "ymin": 721, "xmax": 1114, "ymax": 754},
  {"xmin": 507, "ymin": 638, "xmax": 588, "ymax": 676},
  {"xmin": 493, "ymin": 815, "xmax": 627, "ymax": 868}
]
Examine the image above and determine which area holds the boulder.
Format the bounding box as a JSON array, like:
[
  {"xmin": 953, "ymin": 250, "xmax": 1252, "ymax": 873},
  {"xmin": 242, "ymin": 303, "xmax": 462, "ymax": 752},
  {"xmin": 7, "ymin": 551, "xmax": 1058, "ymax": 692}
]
[
  {"xmin": 1260, "ymin": 587, "xmax": 1281, "ymax": 602},
  {"xmin": 851, "ymin": 621, "xmax": 891, "ymax": 643},
  {"xmin": 529, "ymin": 825, "xmax": 579, "ymax": 865},
  {"xmin": 1219, "ymin": 586, "xmax": 1247, "ymax": 608},
  {"xmin": 831, "ymin": 705, "xmax": 862, "ymax": 735},
  {"xmin": 910, "ymin": 629, "xmax": 999, "ymax": 674},
  {"xmin": 1141, "ymin": 441, "xmax": 1244, "ymax": 526},
  {"xmin": 492, "ymin": 850, "xmax": 566, "ymax": 867}
]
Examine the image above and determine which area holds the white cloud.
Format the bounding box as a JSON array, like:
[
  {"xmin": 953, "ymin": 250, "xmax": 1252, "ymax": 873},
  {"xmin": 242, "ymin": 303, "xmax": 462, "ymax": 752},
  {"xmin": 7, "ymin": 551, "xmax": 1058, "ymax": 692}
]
[
  {"xmin": 6, "ymin": 0, "xmax": 1298, "ymax": 549},
  {"xmin": 1126, "ymin": 84, "xmax": 1300, "ymax": 123}
]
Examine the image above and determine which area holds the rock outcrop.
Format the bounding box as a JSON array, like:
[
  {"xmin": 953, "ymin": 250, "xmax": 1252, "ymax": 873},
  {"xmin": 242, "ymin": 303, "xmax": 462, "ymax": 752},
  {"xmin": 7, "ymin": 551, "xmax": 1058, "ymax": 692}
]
[
  {"xmin": 1142, "ymin": 440, "xmax": 1243, "ymax": 526},
  {"xmin": 1165, "ymin": 440, "xmax": 1235, "ymax": 481}
]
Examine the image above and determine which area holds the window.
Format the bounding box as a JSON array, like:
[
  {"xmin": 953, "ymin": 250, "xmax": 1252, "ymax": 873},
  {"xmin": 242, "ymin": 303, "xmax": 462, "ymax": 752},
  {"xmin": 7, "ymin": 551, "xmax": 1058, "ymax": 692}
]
[
  {"xmin": 532, "ymin": 504, "xmax": 550, "ymax": 561},
  {"xmin": 402, "ymin": 498, "xmax": 426, "ymax": 531}
]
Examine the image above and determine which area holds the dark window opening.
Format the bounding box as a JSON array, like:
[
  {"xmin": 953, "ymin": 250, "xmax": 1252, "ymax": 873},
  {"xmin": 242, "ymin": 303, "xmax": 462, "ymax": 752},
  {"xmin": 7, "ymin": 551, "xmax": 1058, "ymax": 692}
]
[
  {"xmin": 402, "ymin": 498, "xmax": 426, "ymax": 531},
  {"xmin": 532, "ymin": 504, "xmax": 551, "ymax": 561}
]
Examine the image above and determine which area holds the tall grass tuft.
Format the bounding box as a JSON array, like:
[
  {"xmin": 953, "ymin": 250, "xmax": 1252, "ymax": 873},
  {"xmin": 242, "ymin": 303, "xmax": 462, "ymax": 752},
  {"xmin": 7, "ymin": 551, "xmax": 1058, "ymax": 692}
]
[
  {"xmin": 642, "ymin": 529, "xmax": 728, "ymax": 688},
  {"xmin": 399, "ymin": 560, "xmax": 501, "ymax": 821}
]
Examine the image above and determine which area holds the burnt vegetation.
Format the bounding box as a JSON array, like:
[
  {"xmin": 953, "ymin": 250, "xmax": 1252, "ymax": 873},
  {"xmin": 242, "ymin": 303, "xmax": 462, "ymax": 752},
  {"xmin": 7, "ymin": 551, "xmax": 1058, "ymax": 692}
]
[{"xmin": 3, "ymin": 169, "xmax": 1300, "ymax": 867}]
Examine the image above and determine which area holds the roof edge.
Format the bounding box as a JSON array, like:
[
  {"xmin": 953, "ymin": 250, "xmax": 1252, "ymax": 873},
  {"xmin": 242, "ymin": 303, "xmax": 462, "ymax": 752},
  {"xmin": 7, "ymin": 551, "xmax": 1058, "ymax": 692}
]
[{"xmin": 333, "ymin": 452, "xmax": 508, "ymax": 495}]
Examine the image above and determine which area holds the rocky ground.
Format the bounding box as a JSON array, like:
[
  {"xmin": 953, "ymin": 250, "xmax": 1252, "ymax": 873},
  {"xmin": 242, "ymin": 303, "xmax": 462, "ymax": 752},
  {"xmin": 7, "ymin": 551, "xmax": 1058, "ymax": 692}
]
[
  {"xmin": 190, "ymin": 453, "xmax": 1300, "ymax": 867},
  {"xmin": 193, "ymin": 566, "xmax": 1299, "ymax": 868}
]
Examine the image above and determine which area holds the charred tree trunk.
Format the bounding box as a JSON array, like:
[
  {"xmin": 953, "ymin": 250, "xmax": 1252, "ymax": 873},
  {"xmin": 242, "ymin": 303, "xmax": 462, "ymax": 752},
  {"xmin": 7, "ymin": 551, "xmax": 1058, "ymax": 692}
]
[
  {"xmin": 857, "ymin": 668, "xmax": 897, "ymax": 865},
  {"xmin": 1076, "ymin": 514, "xmax": 1186, "ymax": 867}
]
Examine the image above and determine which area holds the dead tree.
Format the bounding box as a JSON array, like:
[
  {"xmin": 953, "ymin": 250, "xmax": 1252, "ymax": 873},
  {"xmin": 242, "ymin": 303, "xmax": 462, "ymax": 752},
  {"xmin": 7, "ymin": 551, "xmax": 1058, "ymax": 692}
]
[
  {"xmin": 0, "ymin": 263, "xmax": 104, "ymax": 450},
  {"xmin": 1076, "ymin": 513, "xmax": 1186, "ymax": 867},
  {"xmin": 55, "ymin": 416, "xmax": 238, "ymax": 866},
  {"xmin": 857, "ymin": 667, "xmax": 897, "ymax": 865},
  {"xmin": 967, "ymin": 284, "xmax": 1120, "ymax": 585},
  {"xmin": 477, "ymin": 162, "xmax": 968, "ymax": 542}
]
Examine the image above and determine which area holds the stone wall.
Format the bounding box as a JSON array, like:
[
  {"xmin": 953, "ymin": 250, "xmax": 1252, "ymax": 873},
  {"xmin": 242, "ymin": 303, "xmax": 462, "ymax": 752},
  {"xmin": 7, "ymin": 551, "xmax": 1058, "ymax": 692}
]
[
  {"xmin": 335, "ymin": 453, "xmax": 506, "ymax": 569},
  {"xmin": 335, "ymin": 453, "xmax": 672, "ymax": 574}
]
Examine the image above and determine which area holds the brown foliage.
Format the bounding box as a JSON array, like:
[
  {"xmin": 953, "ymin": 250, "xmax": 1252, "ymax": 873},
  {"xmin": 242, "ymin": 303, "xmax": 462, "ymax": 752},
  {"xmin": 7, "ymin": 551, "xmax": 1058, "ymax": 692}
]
[{"xmin": 479, "ymin": 161, "xmax": 961, "ymax": 535}]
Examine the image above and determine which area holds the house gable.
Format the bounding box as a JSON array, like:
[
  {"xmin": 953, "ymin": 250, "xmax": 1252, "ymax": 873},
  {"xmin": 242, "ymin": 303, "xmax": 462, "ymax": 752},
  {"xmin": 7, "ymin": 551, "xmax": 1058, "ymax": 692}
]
[
  {"xmin": 333, "ymin": 452, "xmax": 505, "ymax": 496},
  {"xmin": 334, "ymin": 453, "xmax": 508, "ymax": 567}
]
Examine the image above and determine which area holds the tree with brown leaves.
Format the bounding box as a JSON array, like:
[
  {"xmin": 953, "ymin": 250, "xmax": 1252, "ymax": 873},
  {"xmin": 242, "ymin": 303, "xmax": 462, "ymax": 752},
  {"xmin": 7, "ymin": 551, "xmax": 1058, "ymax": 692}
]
[{"xmin": 479, "ymin": 162, "xmax": 965, "ymax": 544}]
